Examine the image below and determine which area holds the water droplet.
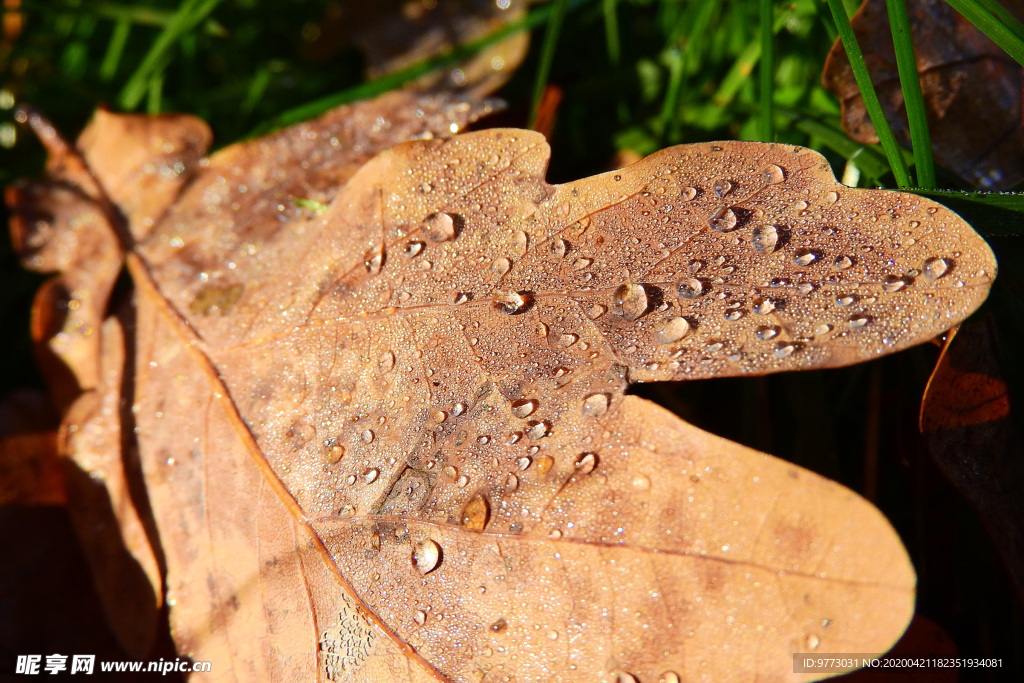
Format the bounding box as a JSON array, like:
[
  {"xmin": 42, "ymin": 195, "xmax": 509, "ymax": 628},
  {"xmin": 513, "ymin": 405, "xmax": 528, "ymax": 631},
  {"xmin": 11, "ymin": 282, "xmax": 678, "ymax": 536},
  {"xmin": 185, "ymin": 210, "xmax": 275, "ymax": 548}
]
[
  {"xmin": 504, "ymin": 474, "xmax": 519, "ymax": 492},
  {"xmin": 814, "ymin": 323, "xmax": 833, "ymax": 335},
  {"xmin": 613, "ymin": 283, "xmax": 648, "ymax": 321},
  {"xmin": 345, "ymin": 474, "xmax": 356, "ymax": 486},
  {"xmin": 412, "ymin": 538, "xmax": 441, "ymax": 574},
  {"xmin": 423, "ymin": 212, "xmax": 456, "ymax": 242},
  {"xmin": 461, "ymin": 493, "xmax": 489, "ymax": 532},
  {"xmin": 491, "ymin": 256, "xmax": 511, "ymax": 276},
  {"xmin": 881, "ymin": 275, "xmax": 909, "ymax": 292},
  {"xmin": 495, "ymin": 290, "xmax": 528, "ymax": 314},
  {"xmin": 713, "ymin": 178, "xmax": 733, "ymax": 198},
  {"xmin": 659, "ymin": 673, "xmax": 681, "ymax": 683},
  {"xmin": 833, "ymin": 255, "xmax": 853, "ymax": 270},
  {"xmin": 364, "ymin": 251, "xmax": 383, "ymax": 274},
  {"xmin": 547, "ymin": 629, "xmax": 559, "ymax": 640},
  {"xmin": 516, "ymin": 456, "xmax": 532, "ymax": 471},
  {"xmin": 324, "ymin": 444, "xmax": 345, "ymax": 464},
  {"xmin": 652, "ymin": 316, "xmax": 691, "ymax": 344},
  {"xmin": 793, "ymin": 249, "xmax": 817, "ymax": 267},
  {"xmin": 774, "ymin": 342, "xmax": 797, "ymax": 358},
  {"xmin": 798, "ymin": 283, "xmax": 815, "ymax": 295},
  {"xmin": 511, "ymin": 399, "xmax": 537, "ymax": 418},
  {"xmin": 848, "ymin": 315, "xmax": 871, "ymax": 329},
  {"xmin": 632, "ymin": 474, "xmax": 651, "ymax": 491},
  {"xmin": 756, "ymin": 326, "xmax": 780, "ymax": 340},
  {"xmin": 361, "ymin": 429, "xmax": 375, "ymax": 444},
  {"xmin": 753, "ymin": 297, "xmax": 776, "ymax": 315},
  {"xmin": 549, "ymin": 238, "xmax": 567, "ymax": 259},
  {"xmin": 762, "ymin": 164, "xmax": 785, "ymax": 184},
  {"xmin": 527, "ymin": 421, "xmax": 550, "ymax": 439},
  {"xmin": 580, "ymin": 394, "xmax": 609, "ymax": 419},
  {"xmin": 681, "ymin": 186, "xmax": 698, "ymax": 200},
  {"xmin": 587, "ymin": 303, "xmax": 607, "ymax": 319},
  {"xmin": 575, "ymin": 453, "xmax": 597, "ymax": 474},
  {"xmin": 825, "ymin": 190, "xmax": 839, "ymax": 204},
  {"xmin": 453, "ymin": 292, "xmax": 469, "ymax": 305},
  {"xmin": 724, "ymin": 310, "xmax": 743, "ymax": 321},
  {"xmin": 452, "ymin": 403, "xmax": 466, "ymax": 416},
  {"xmin": 923, "ymin": 257, "xmax": 949, "ymax": 280},
  {"xmin": 490, "ymin": 617, "xmax": 507, "ymax": 632},
  {"xmin": 557, "ymin": 333, "xmax": 578, "ymax": 347},
  {"xmin": 805, "ymin": 633, "xmax": 821, "ymax": 650},
  {"xmin": 677, "ymin": 278, "xmax": 704, "ymax": 299},
  {"xmin": 340, "ymin": 504, "xmax": 356, "ymax": 517},
  {"xmin": 709, "ymin": 207, "xmax": 738, "ymax": 232},
  {"xmin": 413, "ymin": 610, "xmax": 427, "ymax": 626},
  {"xmin": 573, "ymin": 257, "xmax": 593, "ymax": 270},
  {"xmin": 537, "ymin": 455, "xmax": 555, "ymax": 475},
  {"xmin": 405, "ymin": 241, "xmax": 424, "ymax": 257},
  {"xmin": 836, "ymin": 294, "xmax": 857, "ymax": 306},
  {"xmin": 752, "ymin": 225, "xmax": 779, "ymax": 254},
  {"xmin": 444, "ymin": 465, "xmax": 458, "ymax": 479},
  {"xmin": 379, "ymin": 351, "xmax": 395, "ymax": 372},
  {"xmin": 363, "ymin": 468, "xmax": 379, "ymax": 484},
  {"xmin": 477, "ymin": 435, "xmax": 490, "ymax": 445},
  {"xmin": 456, "ymin": 474, "xmax": 469, "ymax": 487}
]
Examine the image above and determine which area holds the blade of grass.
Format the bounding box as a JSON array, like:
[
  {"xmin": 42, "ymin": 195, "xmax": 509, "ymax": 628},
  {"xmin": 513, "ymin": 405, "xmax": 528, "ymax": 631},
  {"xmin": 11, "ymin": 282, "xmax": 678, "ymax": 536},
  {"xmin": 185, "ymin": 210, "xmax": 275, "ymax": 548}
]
[
  {"xmin": 147, "ymin": 71, "xmax": 163, "ymax": 114},
  {"xmin": 710, "ymin": 6, "xmax": 791, "ymax": 108},
  {"xmin": 255, "ymin": 0, "xmax": 590, "ymax": 136},
  {"xmin": 944, "ymin": 0, "xmax": 1024, "ymax": 67},
  {"xmin": 602, "ymin": 0, "xmax": 620, "ymax": 66},
  {"xmin": 911, "ymin": 189, "xmax": 1024, "ymax": 236},
  {"xmin": 99, "ymin": 19, "xmax": 131, "ymax": 82},
  {"xmin": 886, "ymin": 0, "xmax": 934, "ymax": 187},
  {"xmin": 118, "ymin": 0, "xmax": 225, "ymax": 110},
  {"xmin": 759, "ymin": 0, "xmax": 774, "ymax": 141},
  {"xmin": 825, "ymin": 0, "xmax": 912, "ymax": 187},
  {"xmin": 528, "ymin": 0, "xmax": 571, "ymax": 130},
  {"xmin": 658, "ymin": 48, "xmax": 684, "ymax": 142}
]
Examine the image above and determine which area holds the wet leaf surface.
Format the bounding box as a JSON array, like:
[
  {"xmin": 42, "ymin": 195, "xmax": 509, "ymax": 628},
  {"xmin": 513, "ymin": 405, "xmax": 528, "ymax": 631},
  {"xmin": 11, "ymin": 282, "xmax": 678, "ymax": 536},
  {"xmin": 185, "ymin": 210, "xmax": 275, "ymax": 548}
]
[
  {"xmin": 7, "ymin": 89, "xmax": 999, "ymax": 681},
  {"xmin": 822, "ymin": 0, "xmax": 1024, "ymax": 189},
  {"xmin": 920, "ymin": 318, "xmax": 1024, "ymax": 601}
]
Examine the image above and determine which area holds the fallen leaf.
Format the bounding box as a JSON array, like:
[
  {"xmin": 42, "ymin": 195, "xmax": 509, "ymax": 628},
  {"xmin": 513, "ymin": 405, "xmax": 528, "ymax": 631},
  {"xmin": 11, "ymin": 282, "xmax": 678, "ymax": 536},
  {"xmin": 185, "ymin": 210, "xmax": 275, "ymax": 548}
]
[
  {"xmin": 920, "ymin": 317, "xmax": 1024, "ymax": 601},
  {"xmin": 0, "ymin": 389, "xmax": 62, "ymax": 506},
  {"xmin": 822, "ymin": 0, "xmax": 1024, "ymax": 189},
  {"xmin": 304, "ymin": 0, "xmax": 529, "ymax": 96},
  {"xmin": 10, "ymin": 94, "xmax": 998, "ymax": 681}
]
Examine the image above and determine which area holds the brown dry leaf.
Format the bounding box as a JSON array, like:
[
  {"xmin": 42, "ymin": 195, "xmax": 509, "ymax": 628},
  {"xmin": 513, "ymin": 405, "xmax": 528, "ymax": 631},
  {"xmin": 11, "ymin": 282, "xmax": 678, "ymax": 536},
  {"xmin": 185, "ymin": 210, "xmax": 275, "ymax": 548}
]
[
  {"xmin": 0, "ymin": 389, "xmax": 62, "ymax": 506},
  {"xmin": 822, "ymin": 0, "xmax": 1024, "ymax": 189},
  {"xmin": 9, "ymin": 91, "xmax": 999, "ymax": 682},
  {"xmin": 304, "ymin": 0, "xmax": 529, "ymax": 96},
  {"xmin": 920, "ymin": 318, "xmax": 1024, "ymax": 600}
]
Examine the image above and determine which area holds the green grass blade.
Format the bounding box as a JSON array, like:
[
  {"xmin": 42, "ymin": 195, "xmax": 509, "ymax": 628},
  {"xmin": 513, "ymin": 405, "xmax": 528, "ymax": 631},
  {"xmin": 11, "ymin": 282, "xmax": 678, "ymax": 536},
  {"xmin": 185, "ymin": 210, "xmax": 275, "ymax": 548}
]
[
  {"xmin": 603, "ymin": 0, "xmax": 621, "ymax": 66},
  {"xmin": 658, "ymin": 48, "xmax": 685, "ymax": 141},
  {"xmin": 944, "ymin": 0, "xmax": 1024, "ymax": 66},
  {"xmin": 825, "ymin": 0, "xmax": 912, "ymax": 187},
  {"xmin": 886, "ymin": 0, "xmax": 934, "ymax": 187},
  {"xmin": 118, "ymin": 0, "xmax": 225, "ymax": 110},
  {"xmin": 913, "ymin": 189, "xmax": 1024, "ymax": 236},
  {"xmin": 254, "ymin": 2, "xmax": 581, "ymax": 136},
  {"xmin": 528, "ymin": 0, "xmax": 571, "ymax": 130},
  {"xmin": 759, "ymin": 0, "xmax": 774, "ymax": 141},
  {"xmin": 147, "ymin": 71, "xmax": 163, "ymax": 114},
  {"xmin": 710, "ymin": 7, "xmax": 790, "ymax": 108},
  {"xmin": 99, "ymin": 19, "xmax": 131, "ymax": 82}
]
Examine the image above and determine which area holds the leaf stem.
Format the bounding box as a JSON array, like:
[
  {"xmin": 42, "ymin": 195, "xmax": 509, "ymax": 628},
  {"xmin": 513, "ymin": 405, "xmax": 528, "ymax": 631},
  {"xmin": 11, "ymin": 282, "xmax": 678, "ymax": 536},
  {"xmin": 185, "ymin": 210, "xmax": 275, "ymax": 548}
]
[{"xmin": 529, "ymin": 0, "xmax": 571, "ymax": 130}]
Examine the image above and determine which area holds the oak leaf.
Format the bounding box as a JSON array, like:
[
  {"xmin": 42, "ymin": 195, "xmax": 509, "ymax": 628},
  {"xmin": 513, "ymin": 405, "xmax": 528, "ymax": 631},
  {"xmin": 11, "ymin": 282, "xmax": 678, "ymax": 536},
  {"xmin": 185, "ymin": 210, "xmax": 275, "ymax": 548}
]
[
  {"xmin": 8, "ymin": 90, "xmax": 998, "ymax": 682},
  {"xmin": 822, "ymin": 0, "xmax": 1024, "ymax": 189}
]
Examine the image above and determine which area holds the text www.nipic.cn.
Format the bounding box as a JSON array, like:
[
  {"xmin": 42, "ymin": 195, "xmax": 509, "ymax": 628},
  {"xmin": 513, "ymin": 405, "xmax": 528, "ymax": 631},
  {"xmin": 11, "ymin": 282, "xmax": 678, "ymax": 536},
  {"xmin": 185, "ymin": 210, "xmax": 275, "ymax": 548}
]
[{"xmin": 15, "ymin": 655, "xmax": 213, "ymax": 675}]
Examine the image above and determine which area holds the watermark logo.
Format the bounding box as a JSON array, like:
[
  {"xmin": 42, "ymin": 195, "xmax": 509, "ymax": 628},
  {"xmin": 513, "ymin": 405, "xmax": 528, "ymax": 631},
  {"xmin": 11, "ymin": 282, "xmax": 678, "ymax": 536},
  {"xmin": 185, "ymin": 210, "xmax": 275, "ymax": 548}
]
[{"xmin": 14, "ymin": 655, "xmax": 210, "ymax": 675}]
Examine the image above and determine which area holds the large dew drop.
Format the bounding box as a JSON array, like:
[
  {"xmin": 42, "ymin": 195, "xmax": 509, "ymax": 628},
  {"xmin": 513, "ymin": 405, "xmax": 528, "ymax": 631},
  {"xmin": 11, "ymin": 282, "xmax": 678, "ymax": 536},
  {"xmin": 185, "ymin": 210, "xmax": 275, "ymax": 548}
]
[
  {"xmin": 460, "ymin": 493, "xmax": 490, "ymax": 532},
  {"xmin": 922, "ymin": 257, "xmax": 949, "ymax": 280},
  {"xmin": 581, "ymin": 393, "xmax": 609, "ymax": 417},
  {"xmin": 677, "ymin": 278, "xmax": 704, "ymax": 299},
  {"xmin": 613, "ymin": 283, "xmax": 648, "ymax": 321},
  {"xmin": 751, "ymin": 225, "xmax": 779, "ymax": 254},
  {"xmin": 495, "ymin": 290, "xmax": 528, "ymax": 314},
  {"xmin": 762, "ymin": 163, "xmax": 785, "ymax": 185},
  {"xmin": 511, "ymin": 399, "xmax": 537, "ymax": 418},
  {"xmin": 708, "ymin": 207, "xmax": 738, "ymax": 232},
  {"xmin": 652, "ymin": 316, "xmax": 691, "ymax": 344},
  {"xmin": 423, "ymin": 212, "xmax": 457, "ymax": 242},
  {"xmin": 412, "ymin": 538, "xmax": 442, "ymax": 574}
]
